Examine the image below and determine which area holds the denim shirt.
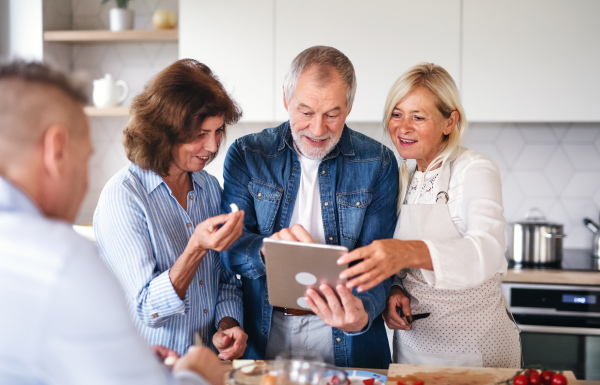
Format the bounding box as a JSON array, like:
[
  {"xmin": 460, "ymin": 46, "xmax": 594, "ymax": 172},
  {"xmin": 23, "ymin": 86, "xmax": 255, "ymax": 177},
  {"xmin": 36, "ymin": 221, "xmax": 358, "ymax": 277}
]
[{"xmin": 220, "ymin": 122, "xmax": 399, "ymax": 368}]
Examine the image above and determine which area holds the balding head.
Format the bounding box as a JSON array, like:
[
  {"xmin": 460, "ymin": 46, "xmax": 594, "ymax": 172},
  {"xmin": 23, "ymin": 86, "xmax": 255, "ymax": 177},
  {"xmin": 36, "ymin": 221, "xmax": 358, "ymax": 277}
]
[
  {"xmin": 0, "ymin": 61, "xmax": 88, "ymax": 172},
  {"xmin": 0, "ymin": 60, "xmax": 92, "ymax": 222}
]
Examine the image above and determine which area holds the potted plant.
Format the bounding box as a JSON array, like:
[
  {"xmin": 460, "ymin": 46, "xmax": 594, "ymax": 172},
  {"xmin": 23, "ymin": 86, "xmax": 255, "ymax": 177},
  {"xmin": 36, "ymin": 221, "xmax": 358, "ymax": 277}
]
[{"xmin": 102, "ymin": 0, "xmax": 134, "ymax": 31}]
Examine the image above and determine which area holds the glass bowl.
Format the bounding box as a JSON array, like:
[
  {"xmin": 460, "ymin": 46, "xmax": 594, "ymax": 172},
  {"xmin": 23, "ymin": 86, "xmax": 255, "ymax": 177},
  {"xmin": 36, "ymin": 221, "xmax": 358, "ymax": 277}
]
[{"xmin": 229, "ymin": 360, "xmax": 348, "ymax": 385}]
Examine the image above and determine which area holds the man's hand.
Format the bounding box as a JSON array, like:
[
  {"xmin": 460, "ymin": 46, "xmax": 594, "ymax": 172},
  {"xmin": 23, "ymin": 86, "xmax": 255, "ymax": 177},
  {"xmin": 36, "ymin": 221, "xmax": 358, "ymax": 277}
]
[
  {"xmin": 151, "ymin": 345, "xmax": 179, "ymax": 368},
  {"xmin": 304, "ymin": 284, "xmax": 369, "ymax": 333},
  {"xmin": 382, "ymin": 286, "xmax": 412, "ymax": 331},
  {"xmin": 174, "ymin": 345, "xmax": 224, "ymax": 385},
  {"xmin": 260, "ymin": 224, "xmax": 314, "ymax": 258},
  {"xmin": 212, "ymin": 318, "xmax": 248, "ymax": 360}
]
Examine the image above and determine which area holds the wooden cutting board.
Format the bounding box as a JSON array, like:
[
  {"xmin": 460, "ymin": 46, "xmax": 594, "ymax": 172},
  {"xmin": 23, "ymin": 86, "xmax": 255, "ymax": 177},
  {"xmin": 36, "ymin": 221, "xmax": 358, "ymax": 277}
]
[{"xmin": 387, "ymin": 364, "xmax": 579, "ymax": 385}]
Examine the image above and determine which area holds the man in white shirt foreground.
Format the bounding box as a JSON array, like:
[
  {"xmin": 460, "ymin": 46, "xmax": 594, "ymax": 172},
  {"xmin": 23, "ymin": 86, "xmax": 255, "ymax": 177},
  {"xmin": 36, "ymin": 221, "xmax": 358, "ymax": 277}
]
[{"xmin": 0, "ymin": 60, "xmax": 222, "ymax": 385}]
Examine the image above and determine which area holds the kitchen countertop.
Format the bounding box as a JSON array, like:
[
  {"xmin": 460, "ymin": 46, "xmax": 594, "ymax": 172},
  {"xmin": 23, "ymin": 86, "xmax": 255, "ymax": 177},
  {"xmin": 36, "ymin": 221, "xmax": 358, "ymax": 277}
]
[
  {"xmin": 223, "ymin": 363, "xmax": 600, "ymax": 385},
  {"xmin": 503, "ymin": 249, "xmax": 600, "ymax": 286},
  {"xmin": 502, "ymin": 268, "xmax": 600, "ymax": 285}
]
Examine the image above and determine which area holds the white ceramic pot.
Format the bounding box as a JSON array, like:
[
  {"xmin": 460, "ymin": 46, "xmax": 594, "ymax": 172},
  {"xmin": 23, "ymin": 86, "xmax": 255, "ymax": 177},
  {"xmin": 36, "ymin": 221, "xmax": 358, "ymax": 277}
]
[
  {"xmin": 109, "ymin": 8, "xmax": 134, "ymax": 31},
  {"xmin": 92, "ymin": 74, "xmax": 129, "ymax": 108}
]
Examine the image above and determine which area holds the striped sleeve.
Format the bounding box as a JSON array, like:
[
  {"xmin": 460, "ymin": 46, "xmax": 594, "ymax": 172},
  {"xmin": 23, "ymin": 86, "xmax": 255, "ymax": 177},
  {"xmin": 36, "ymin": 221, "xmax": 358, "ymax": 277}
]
[
  {"xmin": 214, "ymin": 256, "xmax": 244, "ymax": 329},
  {"xmin": 94, "ymin": 177, "xmax": 187, "ymax": 328}
]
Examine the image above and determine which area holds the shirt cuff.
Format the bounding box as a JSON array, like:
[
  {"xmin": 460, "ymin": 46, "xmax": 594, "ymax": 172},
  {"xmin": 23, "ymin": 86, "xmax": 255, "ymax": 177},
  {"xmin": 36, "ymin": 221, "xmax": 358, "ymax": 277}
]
[
  {"xmin": 147, "ymin": 269, "xmax": 188, "ymax": 319},
  {"xmin": 420, "ymin": 239, "xmax": 440, "ymax": 287},
  {"xmin": 343, "ymin": 296, "xmax": 375, "ymax": 337}
]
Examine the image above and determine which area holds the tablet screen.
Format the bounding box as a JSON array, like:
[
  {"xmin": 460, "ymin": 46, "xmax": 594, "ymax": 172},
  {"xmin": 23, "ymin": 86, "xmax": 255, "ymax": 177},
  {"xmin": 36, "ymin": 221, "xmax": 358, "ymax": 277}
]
[{"xmin": 262, "ymin": 238, "xmax": 348, "ymax": 310}]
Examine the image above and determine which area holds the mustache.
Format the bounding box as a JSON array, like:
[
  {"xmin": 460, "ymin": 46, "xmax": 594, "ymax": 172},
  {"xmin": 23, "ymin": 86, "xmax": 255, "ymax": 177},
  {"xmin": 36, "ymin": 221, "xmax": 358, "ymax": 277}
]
[{"xmin": 297, "ymin": 129, "xmax": 333, "ymax": 141}]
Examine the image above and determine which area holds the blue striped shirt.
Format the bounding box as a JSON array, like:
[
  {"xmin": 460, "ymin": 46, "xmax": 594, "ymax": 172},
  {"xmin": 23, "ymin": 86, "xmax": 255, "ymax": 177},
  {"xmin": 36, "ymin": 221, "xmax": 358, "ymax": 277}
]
[{"xmin": 93, "ymin": 163, "xmax": 243, "ymax": 356}]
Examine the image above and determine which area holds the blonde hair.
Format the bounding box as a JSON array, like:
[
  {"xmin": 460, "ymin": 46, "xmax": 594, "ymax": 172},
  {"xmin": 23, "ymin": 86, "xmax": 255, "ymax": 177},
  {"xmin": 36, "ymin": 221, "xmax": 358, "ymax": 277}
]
[{"xmin": 383, "ymin": 63, "xmax": 467, "ymax": 205}]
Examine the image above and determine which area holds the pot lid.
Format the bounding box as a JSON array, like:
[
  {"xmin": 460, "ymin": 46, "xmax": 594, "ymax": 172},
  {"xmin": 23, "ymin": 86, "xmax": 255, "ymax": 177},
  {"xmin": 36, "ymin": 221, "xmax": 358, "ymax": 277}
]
[{"xmin": 512, "ymin": 207, "xmax": 563, "ymax": 227}]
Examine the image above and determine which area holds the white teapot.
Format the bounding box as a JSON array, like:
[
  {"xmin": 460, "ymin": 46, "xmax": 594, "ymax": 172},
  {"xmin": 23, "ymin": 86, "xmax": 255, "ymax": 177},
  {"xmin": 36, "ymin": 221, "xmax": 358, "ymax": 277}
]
[{"xmin": 92, "ymin": 74, "xmax": 129, "ymax": 108}]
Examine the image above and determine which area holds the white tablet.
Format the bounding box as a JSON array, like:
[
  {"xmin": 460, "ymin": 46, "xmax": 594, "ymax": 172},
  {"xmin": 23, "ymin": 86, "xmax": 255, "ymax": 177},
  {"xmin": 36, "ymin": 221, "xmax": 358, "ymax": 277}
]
[{"xmin": 262, "ymin": 238, "xmax": 348, "ymax": 310}]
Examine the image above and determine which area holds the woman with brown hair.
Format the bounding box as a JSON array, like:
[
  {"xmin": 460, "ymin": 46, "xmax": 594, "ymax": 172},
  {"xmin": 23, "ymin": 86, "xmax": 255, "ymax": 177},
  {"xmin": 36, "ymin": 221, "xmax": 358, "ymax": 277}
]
[{"xmin": 94, "ymin": 59, "xmax": 247, "ymax": 360}]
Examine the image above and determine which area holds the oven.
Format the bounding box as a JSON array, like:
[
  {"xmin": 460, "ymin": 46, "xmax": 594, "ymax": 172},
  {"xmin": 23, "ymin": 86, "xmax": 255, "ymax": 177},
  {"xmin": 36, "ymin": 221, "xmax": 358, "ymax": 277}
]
[{"xmin": 502, "ymin": 282, "xmax": 600, "ymax": 380}]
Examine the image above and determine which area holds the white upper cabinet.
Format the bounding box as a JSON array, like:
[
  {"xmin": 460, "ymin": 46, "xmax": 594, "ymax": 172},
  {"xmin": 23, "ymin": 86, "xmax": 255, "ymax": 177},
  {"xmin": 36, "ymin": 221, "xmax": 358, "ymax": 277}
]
[
  {"xmin": 274, "ymin": 0, "xmax": 461, "ymax": 122},
  {"xmin": 179, "ymin": 0, "xmax": 274, "ymax": 122},
  {"xmin": 462, "ymin": 0, "xmax": 600, "ymax": 122}
]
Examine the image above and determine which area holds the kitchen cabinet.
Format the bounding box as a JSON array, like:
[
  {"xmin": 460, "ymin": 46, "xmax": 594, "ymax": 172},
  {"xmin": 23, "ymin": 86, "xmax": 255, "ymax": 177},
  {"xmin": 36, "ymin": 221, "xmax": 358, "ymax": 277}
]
[
  {"xmin": 180, "ymin": 0, "xmax": 600, "ymax": 123},
  {"xmin": 274, "ymin": 0, "xmax": 461, "ymax": 122},
  {"xmin": 180, "ymin": 0, "xmax": 274, "ymax": 122},
  {"xmin": 462, "ymin": 0, "xmax": 600, "ymax": 122},
  {"xmin": 180, "ymin": 0, "xmax": 460, "ymax": 122}
]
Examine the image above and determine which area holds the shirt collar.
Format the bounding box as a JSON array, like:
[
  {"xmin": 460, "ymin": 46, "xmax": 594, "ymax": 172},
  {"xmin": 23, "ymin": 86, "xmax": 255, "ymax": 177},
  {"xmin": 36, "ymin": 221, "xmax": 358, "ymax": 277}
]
[
  {"xmin": 0, "ymin": 176, "xmax": 43, "ymax": 217},
  {"xmin": 131, "ymin": 163, "xmax": 206, "ymax": 194},
  {"xmin": 281, "ymin": 121, "xmax": 355, "ymax": 160}
]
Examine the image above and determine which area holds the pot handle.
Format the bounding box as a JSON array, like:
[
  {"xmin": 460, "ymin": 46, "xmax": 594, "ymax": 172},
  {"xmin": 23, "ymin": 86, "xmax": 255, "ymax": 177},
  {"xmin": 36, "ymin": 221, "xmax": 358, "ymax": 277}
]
[
  {"xmin": 525, "ymin": 207, "xmax": 546, "ymax": 220},
  {"xmin": 544, "ymin": 233, "xmax": 566, "ymax": 238}
]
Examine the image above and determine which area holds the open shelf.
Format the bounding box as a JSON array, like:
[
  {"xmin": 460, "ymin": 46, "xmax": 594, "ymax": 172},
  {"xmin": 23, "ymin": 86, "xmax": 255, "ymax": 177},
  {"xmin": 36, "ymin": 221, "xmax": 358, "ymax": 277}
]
[
  {"xmin": 84, "ymin": 106, "xmax": 129, "ymax": 117},
  {"xmin": 44, "ymin": 29, "xmax": 178, "ymax": 42}
]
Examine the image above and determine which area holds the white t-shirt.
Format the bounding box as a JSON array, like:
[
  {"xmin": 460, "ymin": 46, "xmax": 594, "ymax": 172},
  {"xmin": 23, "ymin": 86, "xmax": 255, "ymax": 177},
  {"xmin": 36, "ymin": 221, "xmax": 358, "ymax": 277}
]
[{"xmin": 289, "ymin": 152, "xmax": 326, "ymax": 244}]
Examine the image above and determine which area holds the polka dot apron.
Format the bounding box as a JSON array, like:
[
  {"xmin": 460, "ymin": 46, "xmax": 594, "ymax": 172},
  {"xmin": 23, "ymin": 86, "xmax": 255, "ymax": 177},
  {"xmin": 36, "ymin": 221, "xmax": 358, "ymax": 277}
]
[{"xmin": 392, "ymin": 159, "xmax": 521, "ymax": 368}]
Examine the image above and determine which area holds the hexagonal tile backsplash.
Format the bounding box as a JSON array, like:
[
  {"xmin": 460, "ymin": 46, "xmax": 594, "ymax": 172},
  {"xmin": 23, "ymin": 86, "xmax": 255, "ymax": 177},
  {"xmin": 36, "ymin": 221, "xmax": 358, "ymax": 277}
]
[{"xmin": 62, "ymin": 1, "xmax": 600, "ymax": 251}]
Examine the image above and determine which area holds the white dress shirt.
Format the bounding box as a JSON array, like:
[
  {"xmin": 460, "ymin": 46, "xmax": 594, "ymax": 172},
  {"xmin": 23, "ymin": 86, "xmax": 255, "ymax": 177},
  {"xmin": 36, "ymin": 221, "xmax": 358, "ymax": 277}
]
[
  {"xmin": 402, "ymin": 148, "xmax": 508, "ymax": 290},
  {"xmin": 0, "ymin": 176, "xmax": 207, "ymax": 385}
]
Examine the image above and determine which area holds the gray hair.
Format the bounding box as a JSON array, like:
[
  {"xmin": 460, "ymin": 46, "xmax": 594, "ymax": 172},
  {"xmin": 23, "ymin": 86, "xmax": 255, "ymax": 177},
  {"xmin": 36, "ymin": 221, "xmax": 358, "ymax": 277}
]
[{"xmin": 283, "ymin": 46, "xmax": 357, "ymax": 109}]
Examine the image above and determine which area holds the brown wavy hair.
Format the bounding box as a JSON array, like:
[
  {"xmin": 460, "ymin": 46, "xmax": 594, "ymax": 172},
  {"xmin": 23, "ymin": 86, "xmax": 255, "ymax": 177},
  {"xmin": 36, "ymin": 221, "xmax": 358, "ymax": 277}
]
[{"xmin": 124, "ymin": 58, "xmax": 242, "ymax": 175}]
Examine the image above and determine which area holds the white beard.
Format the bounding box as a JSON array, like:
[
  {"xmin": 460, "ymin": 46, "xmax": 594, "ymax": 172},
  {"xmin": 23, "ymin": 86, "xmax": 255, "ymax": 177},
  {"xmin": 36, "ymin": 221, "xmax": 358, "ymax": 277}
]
[{"xmin": 291, "ymin": 129, "xmax": 341, "ymax": 160}]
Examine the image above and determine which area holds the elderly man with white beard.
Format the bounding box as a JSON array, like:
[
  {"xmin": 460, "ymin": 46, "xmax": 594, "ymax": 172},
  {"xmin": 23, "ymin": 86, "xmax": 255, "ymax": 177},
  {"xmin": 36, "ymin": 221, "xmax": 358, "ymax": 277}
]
[{"xmin": 219, "ymin": 46, "xmax": 399, "ymax": 368}]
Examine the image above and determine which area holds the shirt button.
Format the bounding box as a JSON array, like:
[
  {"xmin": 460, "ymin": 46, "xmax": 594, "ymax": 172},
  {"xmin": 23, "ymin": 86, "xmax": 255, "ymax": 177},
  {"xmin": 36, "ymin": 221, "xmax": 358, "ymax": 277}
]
[
  {"xmin": 294, "ymin": 166, "xmax": 298, "ymax": 171},
  {"xmin": 152, "ymin": 313, "xmax": 159, "ymax": 318},
  {"xmin": 336, "ymin": 337, "xmax": 341, "ymax": 342},
  {"xmin": 262, "ymin": 329, "xmax": 267, "ymax": 334},
  {"xmin": 321, "ymin": 170, "xmax": 326, "ymax": 174},
  {"xmin": 199, "ymin": 280, "xmax": 203, "ymax": 285},
  {"xmin": 287, "ymin": 198, "xmax": 292, "ymax": 202},
  {"xmin": 324, "ymin": 202, "xmax": 329, "ymax": 206},
  {"xmin": 356, "ymin": 202, "xmax": 361, "ymax": 206},
  {"xmin": 203, "ymin": 309, "xmax": 208, "ymax": 314},
  {"xmin": 329, "ymin": 237, "xmax": 334, "ymax": 241},
  {"xmin": 203, "ymin": 337, "xmax": 207, "ymax": 343},
  {"xmin": 186, "ymin": 223, "xmax": 192, "ymax": 228},
  {"xmin": 258, "ymin": 192, "xmax": 262, "ymax": 197}
]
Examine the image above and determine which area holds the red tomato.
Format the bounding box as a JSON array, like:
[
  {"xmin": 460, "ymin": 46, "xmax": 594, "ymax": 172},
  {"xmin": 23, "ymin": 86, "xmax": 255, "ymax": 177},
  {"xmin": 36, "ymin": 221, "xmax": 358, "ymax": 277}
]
[
  {"xmin": 527, "ymin": 370, "xmax": 541, "ymax": 385},
  {"xmin": 551, "ymin": 373, "xmax": 567, "ymax": 385},
  {"xmin": 414, "ymin": 380, "xmax": 425, "ymax": 385},
  {"xmin": 514, "ymin": 374, "xmax": 530, "ymax": 385},
  {"xmin": 331, "ymin": 376, "xmax": 340, "ymax": 385},
  {"xmin": 541, "ymin": 371, "xmax": 554, "ymax": 385},
  {"xmin": 396, "ymin": 381, "xmax": 405, "ymax": 385},
  {"xmin": 362, "ymin": 378, "xmax": 375, "ymax": 385}
]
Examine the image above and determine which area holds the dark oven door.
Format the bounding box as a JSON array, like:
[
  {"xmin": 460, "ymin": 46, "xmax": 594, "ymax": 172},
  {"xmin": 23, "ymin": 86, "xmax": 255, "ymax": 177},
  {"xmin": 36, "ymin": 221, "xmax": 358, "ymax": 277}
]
[{"xmin": 502, "ymin": 283, "xmax": 600, "ymax": 380}]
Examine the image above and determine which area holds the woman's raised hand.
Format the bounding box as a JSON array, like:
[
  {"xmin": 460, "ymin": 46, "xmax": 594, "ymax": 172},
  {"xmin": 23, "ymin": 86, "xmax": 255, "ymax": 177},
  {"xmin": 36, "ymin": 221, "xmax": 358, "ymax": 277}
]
[
  {"xmin": 337, "ymin": 239, "xmax": 432, "ymax": 292},
  {"xmin": 191, "ymin": 210, "xmax": 244, "ymax": 253}
]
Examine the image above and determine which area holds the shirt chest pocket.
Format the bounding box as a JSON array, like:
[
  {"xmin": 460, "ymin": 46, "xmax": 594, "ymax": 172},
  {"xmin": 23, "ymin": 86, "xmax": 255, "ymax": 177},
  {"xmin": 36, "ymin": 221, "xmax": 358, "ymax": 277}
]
[
  {"xmin": 248, "ymin": 180, "xmax": 283, "ymax": 235},
  {"xmin": 337, "ymin": 190, "xmax": 372, "ymax": 242}
]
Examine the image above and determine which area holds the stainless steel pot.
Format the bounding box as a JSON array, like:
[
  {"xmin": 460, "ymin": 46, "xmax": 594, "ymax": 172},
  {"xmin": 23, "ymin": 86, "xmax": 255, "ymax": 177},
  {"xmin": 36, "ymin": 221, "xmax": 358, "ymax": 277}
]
[{"xmin": 508, "ymin": 208, "xmax": 565, "ymax": 265}]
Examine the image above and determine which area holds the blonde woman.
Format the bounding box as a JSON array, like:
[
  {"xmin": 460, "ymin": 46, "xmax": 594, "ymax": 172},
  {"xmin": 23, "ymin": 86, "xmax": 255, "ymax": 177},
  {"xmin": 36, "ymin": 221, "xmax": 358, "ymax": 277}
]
[{"xmin": 337, "ymin": 63, "xmax": 521, "ymax": 368}]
